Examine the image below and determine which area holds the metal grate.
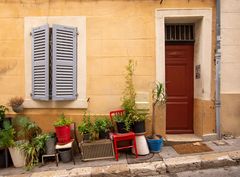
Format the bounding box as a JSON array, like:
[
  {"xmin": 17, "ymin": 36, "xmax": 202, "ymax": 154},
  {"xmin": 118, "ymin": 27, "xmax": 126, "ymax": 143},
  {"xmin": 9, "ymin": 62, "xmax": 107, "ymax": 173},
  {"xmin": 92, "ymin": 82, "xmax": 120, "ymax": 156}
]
[
  {"xmin": 80, "ymin": 139, "xmax": 115, "ymax": 161},
  {"xmin": 165, "ymin": 24, "xmax": 194, "ymax": 42}
]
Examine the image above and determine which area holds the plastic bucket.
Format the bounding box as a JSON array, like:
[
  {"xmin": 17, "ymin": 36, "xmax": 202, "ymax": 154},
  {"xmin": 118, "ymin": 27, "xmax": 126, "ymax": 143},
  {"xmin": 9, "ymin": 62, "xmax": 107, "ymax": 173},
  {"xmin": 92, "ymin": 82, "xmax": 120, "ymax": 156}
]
[
  {"xmin": 55, "ymin": 125, "xmax": 71, "ymax": 144},
  {"xmin": 46, "ymin": 138, "xmax": 56, "ymax": 154},
  {"xmin": 146, "ymin": 137, "xmax": 163, "ymax": 153}
]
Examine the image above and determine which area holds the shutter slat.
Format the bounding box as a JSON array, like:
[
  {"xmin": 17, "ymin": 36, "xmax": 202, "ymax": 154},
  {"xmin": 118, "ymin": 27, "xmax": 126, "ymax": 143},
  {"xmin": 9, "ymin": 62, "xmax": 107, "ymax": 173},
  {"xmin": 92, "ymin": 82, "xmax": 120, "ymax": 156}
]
[
  {"xmin": 52, "ymin": 24, "xmax": 77, "ymax": 100},
  {"xmin": 32, "ymin": 24, "xmax": 49, "ymax": 100}
]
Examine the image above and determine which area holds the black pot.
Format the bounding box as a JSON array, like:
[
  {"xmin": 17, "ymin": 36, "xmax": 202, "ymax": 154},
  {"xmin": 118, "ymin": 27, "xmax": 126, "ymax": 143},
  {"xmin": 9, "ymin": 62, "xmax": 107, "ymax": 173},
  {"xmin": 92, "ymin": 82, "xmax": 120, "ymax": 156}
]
[
  {"xmin": 0, "ymin": 149, "xmax": 12, "ymax": 168},
  {"xmin": 99, "ymin": 131, "xmax": 109, "ymax": 139},
  {"xmin": 83, "ymin": 133, "xmax": 91, "ymax": 141},
  {"xmin": 133, "ymin": 120, "xmax": 145, "ymax": 134},
  {"xmin": 46, "ymin": 137, "xmax": 56, "ymax": 155},
  {"xmin": 116, "ymin": 122, "xmax": 128, "ymax": 133}
]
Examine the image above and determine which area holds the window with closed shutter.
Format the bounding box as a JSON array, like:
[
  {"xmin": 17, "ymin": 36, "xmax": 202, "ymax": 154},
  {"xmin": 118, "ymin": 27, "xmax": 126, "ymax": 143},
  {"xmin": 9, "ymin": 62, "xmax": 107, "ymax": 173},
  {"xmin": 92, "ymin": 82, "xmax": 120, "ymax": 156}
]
[
  {"xmin": 31, "ymin": 24, "xmax": 49, "ymax": 100},
  {"xmin": 52, "ymin": 24, "xmax": 77, "ymax": 100},
  {"xmin": 31, "ymin": 24, "xmax": 77, "ymax": 101}
]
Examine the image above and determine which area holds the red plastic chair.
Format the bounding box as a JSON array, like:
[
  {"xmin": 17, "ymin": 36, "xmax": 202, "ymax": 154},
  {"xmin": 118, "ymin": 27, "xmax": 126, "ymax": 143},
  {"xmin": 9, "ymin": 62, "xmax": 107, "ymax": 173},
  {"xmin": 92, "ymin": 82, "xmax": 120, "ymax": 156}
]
[{"xmin": 109, "ymin": 109, "xmax": 138, "ymax": 161}]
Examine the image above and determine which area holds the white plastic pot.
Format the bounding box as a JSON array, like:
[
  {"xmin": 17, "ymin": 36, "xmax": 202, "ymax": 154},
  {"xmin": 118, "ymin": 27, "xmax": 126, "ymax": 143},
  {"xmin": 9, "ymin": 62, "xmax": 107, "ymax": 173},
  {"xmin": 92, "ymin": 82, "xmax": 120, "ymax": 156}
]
[
  {"xmin": 9, "ymin": 147, "xmax": 25, "ymax": 167},
  {"xmin": 132, "ymin": 135, "xmax": 150, "ymax": 155}
]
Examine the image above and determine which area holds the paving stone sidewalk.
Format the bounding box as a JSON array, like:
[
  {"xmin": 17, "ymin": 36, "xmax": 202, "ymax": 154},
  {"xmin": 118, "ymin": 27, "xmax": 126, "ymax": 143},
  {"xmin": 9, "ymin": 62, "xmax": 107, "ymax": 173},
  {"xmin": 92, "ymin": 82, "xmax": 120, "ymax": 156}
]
[{"xmin": 1, "ymin": 138, "xmax": 240, "ymax": 177}]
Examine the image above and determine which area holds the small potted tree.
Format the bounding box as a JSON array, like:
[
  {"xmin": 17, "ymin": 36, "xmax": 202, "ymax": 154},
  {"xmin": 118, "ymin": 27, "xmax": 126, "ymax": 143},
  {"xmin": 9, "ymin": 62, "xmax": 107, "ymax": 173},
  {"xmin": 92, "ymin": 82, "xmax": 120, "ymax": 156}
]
[
  {"xmin": 78, "ymin": 113, "xmax": 93, "ymax": 141},
  {"xmin": 8, "ymin": 97, "xmax": 24, "ymax": 113},
  {"xmin": 94, "ymin": 117, "xmax": 112, "ymax": 139},
  {"xmin": 147, "ymin": 82, "xmax": 166, "ymax": 152},
  {"xmin": 54, "ymin": 114, "xmax": 72, "ymax": 144}
]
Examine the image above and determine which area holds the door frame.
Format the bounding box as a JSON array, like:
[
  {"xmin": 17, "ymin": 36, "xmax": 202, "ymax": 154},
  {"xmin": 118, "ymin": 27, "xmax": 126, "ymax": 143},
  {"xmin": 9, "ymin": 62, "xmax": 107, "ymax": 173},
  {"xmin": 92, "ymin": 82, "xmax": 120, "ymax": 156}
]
[{"xmin": 155, "ymin": 9, "xmax": 212, "ymax": 136}]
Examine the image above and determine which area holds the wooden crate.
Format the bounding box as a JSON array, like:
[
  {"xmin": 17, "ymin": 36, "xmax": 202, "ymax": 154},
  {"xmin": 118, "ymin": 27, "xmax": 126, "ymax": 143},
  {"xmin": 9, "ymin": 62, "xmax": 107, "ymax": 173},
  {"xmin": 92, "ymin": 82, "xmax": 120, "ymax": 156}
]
[{"xmin": 80, "ymin": 139, "xmax": 115, "ymax": 161}]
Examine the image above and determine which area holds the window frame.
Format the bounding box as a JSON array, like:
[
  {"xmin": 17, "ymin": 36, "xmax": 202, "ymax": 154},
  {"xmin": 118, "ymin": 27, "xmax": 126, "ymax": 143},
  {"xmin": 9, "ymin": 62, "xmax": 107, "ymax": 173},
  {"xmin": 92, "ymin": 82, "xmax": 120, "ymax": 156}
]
[{"xmin": 24, "ymin": 16, "xmax": 87, "ymax": 108}]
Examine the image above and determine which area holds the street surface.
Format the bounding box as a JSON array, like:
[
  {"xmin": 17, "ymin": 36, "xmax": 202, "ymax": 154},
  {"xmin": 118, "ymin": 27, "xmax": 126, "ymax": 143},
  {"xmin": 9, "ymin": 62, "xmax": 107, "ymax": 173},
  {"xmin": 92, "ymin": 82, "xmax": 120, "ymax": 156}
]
[{"xmin": 151, "ymin": 165, "xmax": 240, "ymax": 177}]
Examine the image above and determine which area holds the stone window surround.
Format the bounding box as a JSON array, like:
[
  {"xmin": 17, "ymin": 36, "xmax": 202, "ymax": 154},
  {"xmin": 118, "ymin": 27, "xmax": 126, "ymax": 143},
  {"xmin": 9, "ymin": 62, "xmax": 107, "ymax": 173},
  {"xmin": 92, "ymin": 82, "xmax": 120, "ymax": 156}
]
[
  {"xmin": 24, "ymin": 16, "xmax": 87, "ymax": 108},
  {"xmin": 155, "ymin": 8, "xmax": 212, "ymax": 101}
]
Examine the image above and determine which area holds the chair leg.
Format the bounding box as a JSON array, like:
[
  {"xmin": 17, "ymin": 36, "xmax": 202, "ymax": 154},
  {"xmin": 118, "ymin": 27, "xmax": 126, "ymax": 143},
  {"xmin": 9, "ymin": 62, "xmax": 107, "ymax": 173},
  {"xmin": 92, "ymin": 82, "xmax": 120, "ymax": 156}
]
[
  {"xmin": 133, "ymin": 137, "xmax": 138, "ymax": 158},
  {"xmin": 55, "ymin": 153, "xmax": 58, "ymax": 167},
  {"xmin": 113, "ymin": 139, "xmax": 119, "ymax": 161},
  {"xmin": 71, "ymin": 149, "xmax": 75, "ymax": 165}
]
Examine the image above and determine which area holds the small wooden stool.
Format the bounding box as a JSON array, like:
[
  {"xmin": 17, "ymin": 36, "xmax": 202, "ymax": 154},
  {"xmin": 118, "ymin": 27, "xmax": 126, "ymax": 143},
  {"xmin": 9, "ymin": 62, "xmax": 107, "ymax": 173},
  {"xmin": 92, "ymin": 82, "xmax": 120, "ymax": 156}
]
[{"xmin": 42, "ymin": 153, "xmax": 59, "ymax": 166}]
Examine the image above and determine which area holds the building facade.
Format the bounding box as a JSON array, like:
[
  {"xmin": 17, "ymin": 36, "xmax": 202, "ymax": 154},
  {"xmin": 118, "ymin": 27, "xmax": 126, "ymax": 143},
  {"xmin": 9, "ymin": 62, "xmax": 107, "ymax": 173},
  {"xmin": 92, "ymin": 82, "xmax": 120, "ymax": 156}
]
[
  {"xmin": 0, "ymin": 0, "xmax": 217, "ymax": 137},
  {"xmin": 221, "ymin": 0, "xmax": 240, "ymax": 136}
]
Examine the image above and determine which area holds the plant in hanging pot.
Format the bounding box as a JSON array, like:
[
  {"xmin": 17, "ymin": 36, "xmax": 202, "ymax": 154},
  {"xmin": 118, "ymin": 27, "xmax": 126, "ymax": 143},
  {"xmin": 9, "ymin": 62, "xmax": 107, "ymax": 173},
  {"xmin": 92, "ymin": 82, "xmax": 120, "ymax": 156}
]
[
  {"xmin": 54, "ymin": 114, "xmax": 72, "ymax": 144},
  {"xmin": 8, "ymin": 97, "xmax": 24, "ymax": 113},
  {"xmin": 78, "ymin": 113, "xmax": 93, "ymax": 141},
  {"xmin": 94, "ymin": 117, "xmax": 113, "ymax": 139},
  {"xmin": 147, "ymin": 82, "xmax": 167, "ymax": 153}
]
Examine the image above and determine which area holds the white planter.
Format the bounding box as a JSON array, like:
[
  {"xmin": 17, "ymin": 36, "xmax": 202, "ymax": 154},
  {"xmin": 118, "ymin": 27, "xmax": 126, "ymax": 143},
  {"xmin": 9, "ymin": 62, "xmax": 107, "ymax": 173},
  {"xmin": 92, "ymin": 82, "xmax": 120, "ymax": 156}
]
[
  {"xmin": 132, "ymin": 135, "xmax": 150, "ymax": 155},
  {"xmin": 9, "ymin": 147, "xmax": 25, "ymax": 167}
]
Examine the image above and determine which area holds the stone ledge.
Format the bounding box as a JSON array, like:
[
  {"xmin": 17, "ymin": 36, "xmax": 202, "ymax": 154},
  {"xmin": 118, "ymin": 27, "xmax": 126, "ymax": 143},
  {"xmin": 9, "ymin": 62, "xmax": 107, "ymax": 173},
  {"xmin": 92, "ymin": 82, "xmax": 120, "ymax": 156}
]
[
  {"xmin": 200, "ymin": 152, "xmax": 237, "ymax": 169},
  {"xmin": 91, "ymin": 164, "xmax": 130, "ymax": 177},
  {"xmin": 164, "ymin": 155, "xmax": 201, "ymax": 173}
]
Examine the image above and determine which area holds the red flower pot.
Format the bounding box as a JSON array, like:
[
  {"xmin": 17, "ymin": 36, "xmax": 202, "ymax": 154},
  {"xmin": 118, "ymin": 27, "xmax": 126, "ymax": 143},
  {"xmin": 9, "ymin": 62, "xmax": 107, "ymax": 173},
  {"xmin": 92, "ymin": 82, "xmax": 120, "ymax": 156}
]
[{"xmin": 55, "ymin": 125, "xmax": 71, "ymax": 144}]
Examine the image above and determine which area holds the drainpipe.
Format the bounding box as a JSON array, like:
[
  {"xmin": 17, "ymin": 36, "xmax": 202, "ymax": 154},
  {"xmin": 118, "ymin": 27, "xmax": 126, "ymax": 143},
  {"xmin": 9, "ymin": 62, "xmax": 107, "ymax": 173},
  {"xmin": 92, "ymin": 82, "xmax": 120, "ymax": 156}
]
[{"xmin": 215, "ymin": 0, "xmax": 221, "ymax": 140}]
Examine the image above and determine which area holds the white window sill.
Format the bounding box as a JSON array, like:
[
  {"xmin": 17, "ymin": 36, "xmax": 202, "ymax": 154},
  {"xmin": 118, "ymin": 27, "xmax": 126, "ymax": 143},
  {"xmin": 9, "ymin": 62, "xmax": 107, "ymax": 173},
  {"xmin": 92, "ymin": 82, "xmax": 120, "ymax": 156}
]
[{"xmin": 23, "ymin": 98, "xmax": 88, "ymax": 109}]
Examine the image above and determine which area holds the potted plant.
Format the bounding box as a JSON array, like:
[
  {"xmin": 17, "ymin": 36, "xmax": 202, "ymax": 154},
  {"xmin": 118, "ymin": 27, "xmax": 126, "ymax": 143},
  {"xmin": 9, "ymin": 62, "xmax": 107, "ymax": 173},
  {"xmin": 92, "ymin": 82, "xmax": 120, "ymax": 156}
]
[
  {"xmin": 54, "ymin": 114, "xmax": 72, "ymax": 144},
  {"xmin": 121, "ymin": 60, "xmax": 148, "ymax": 134},
  {"xmin": 94, "ymin": 117, "xmax": 113, "ymax": 139},
  {"xmin": 8, "ymin": 97, "xmax": 24, "ymax": 113},
  {"xmin": 147, "ymin": 82, "xmax": 166, "ymax": 153},
  {"xmin": 11, "ymin": 115, "xmax": 43, "ymax": 169},
  {"xmin": 0, "ymin": 120, "xmax": 15, "ymax": 168},
  {"xmin": 45, "ymin": 132, "xmax": 56, "ymax": 155},
  {"xmin": 78, "ymin": 113, "xmax": 93, "ymax": 141},
  {"xmin": 19, "ymin": 133, "xmax": 49, "ymax": 170},
  {"xmin": 132, "ymin": 112, "xmax": 148, "ymax": 134},
  {"xmin": 0, "ymin": 105, "xmax": 8, "ymax": 129},
  {"xmin": 113, "ymin": 114, "xmax": 132, "ymax": 133}
]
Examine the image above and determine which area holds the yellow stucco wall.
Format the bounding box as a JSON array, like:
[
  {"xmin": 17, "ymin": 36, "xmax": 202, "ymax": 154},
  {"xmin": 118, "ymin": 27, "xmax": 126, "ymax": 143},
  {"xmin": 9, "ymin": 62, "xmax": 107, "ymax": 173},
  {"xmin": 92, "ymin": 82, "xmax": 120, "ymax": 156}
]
[
  {"xmin": 0, "ymin": 0, "xmax": 216, "ymax": 135},
  {"xmin": 221, "ymin": 0, "xmax": 240, "ymax": 136}
]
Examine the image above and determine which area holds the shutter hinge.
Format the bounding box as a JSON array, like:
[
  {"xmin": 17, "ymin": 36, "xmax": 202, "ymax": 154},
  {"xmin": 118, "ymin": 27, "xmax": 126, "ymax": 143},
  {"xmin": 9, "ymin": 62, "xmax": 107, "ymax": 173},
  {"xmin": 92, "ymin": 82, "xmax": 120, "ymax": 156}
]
[
  {"xmin": 77, "ymin": 32, "xmax": 79, "ymax": 36},
  {"xmin": 75, "ymin": 93, "xmax": 79, "ymax": 97},
  {"xmin": 30, "ymin": 93, "xmax": 33, "ymax": 97},
  {"xmin": 30, "ymin": 32, "xmax": 32, "ymax": 36}
]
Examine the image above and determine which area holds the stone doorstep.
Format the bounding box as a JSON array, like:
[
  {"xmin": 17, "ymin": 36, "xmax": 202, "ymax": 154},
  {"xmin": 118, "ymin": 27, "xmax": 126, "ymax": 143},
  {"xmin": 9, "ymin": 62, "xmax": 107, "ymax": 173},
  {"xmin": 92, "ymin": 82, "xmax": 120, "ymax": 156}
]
[{"xmin": 5, "ymin": 150, "xmax": 240, "ymax": 177}]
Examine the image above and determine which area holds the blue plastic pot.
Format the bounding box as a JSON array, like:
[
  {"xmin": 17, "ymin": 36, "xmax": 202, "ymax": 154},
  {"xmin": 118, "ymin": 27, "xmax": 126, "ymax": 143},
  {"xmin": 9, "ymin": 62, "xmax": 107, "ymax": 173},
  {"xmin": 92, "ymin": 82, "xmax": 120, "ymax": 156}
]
[{"xmin": 146, "ymin": 136, "xmax": 163, "ymax": 153}]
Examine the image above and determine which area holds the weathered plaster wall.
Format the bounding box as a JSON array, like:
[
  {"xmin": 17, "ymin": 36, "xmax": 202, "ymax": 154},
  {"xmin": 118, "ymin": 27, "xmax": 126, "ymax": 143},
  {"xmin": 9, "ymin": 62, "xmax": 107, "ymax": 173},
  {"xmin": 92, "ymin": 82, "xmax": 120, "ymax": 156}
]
[
  {"xmin": 0, "ymin": 0, "xmax": 215, "ymax": 134},
  {"xmin": 221, "ymin": 0, "xmax": 240, "ymax": 136}
]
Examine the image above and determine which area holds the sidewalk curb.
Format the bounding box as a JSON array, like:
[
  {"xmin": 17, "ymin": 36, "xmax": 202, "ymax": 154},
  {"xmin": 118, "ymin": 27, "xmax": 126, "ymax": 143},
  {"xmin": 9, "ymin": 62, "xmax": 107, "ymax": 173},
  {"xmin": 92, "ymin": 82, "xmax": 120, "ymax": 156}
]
[{"xmin": 3, "ymin": 150, "xmax": 240, "ymax": 177}]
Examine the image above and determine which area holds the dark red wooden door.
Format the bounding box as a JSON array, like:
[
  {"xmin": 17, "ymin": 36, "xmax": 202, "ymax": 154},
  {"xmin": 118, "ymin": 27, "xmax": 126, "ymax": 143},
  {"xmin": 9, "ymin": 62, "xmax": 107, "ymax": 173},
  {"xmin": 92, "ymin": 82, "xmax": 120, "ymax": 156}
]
[{"xmin": 165, "ymin": 44, "xmax": 194, "ymax": 134}]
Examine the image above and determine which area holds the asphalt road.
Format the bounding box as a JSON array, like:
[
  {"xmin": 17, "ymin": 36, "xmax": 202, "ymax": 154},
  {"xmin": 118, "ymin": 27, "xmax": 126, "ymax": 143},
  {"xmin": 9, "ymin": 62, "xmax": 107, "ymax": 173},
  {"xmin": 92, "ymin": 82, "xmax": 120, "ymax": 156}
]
[{"xmin": 151, "ymin": 165, "xmax": 240, "ymax": 177}]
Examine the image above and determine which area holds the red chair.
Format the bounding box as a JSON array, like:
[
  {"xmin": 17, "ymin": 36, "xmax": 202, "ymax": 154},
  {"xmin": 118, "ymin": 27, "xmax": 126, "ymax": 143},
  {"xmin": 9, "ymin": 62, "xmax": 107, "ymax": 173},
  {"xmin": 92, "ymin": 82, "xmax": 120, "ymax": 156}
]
[{"xmin": 109, "ymin": 109, "xmax": 138, "ymax": 161}]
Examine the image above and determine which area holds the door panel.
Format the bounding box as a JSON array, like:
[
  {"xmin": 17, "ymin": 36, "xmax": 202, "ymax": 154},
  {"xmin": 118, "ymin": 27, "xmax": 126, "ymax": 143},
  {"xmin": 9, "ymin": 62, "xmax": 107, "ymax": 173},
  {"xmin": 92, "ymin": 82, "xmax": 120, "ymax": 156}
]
[{"xmin": 166, "ymin": 44, "xmax": 194, "ymax": 134}]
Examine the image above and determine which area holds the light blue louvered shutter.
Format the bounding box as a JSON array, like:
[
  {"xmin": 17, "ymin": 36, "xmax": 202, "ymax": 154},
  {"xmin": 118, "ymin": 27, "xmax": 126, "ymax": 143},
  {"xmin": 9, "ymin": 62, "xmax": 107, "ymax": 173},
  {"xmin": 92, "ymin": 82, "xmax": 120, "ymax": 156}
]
[
  {"xmin": 31, "ymin": 24, "xmax": 49, "ymax": 100},
  {"xmin": 52, "ymin": 24, "xmax": 77, "ymax": 100}
]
